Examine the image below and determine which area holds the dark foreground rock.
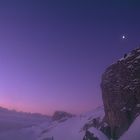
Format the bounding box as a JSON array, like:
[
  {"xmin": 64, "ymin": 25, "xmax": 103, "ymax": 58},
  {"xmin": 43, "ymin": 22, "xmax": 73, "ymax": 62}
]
[
  {"xmin": 83, "ymin": 130, "xmax": 99, "ymax": 140},
  {"xmin": 101, "ymin": 47, "xmax": 140, "ymax": 139}
]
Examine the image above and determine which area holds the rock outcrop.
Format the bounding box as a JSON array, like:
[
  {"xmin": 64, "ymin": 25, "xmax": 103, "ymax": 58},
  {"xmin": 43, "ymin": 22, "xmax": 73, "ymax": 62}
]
[
  {"xmin": 52, "ymin": 111, "xmax": 73, "ymax": 121},
  {"xmin": 101, "ymin": 47, "xmax": 140, "ymax": 139}
]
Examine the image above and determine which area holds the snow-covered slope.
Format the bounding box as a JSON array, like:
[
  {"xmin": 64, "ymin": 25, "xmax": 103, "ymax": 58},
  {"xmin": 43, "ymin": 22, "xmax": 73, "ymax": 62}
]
[
  {"xmin": 39, "ymin": 106, "xmax": 108, "ymax": 140},
  {"xmin": 0, "ymin": 106, "xmax": 140, "ymax": 140},
  {"xmin": 0, "ymin": 106, "xmax": 109, "ymax": 140},
  {"xmin": 119, "ymin": 115, "xmax": 140, "ymax": 140}
]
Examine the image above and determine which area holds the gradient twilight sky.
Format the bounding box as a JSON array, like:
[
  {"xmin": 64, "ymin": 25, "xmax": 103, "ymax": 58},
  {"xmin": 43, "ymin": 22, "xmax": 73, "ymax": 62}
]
[{"xmin": 0, "ymin": 1, "xmax": 140, "ymax": 115}]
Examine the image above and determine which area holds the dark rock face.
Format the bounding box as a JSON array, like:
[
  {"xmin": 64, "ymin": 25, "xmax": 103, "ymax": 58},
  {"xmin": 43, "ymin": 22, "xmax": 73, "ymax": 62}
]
[
  {"xmin": 101, "ymin": 47, "xmax": 140, "ymax": 139},
  {"xmin": 52, "ymin": 111, "xmax": 73, "ymax": 121},
  {"xmin": 83, "ymin": 130, "xmax": 99, "ymax": 140}
]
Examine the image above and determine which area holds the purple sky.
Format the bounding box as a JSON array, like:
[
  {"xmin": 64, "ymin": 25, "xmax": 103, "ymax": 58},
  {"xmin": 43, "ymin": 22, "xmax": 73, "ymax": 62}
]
[{"xmin": 0, "ymin": 1, "xmax": 140, "ymax": 115}]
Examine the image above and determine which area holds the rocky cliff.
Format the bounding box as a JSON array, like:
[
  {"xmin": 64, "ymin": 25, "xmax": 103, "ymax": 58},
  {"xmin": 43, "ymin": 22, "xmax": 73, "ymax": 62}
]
[{"xmin": 101, "ymin": 47, "xmax": 140, "ymax": 139}]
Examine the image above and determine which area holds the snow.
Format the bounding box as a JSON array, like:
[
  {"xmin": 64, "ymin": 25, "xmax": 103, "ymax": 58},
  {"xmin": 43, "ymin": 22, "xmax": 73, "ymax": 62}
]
[
  {"xmin": 119, "ymin": 53, "xmax": 133, "ymax": 61},
  {"xmin": 119, "ymin": 49, "xmax": 140, "ymax": 61},
  {"xmin": 1, "ymin": 105, "xmax": 140, "ymax": 140},
  {"xmin": 0, "ymin": 128, "xmax": 37, "ymax": 140},
  {"xmin": 135, "ymin": 55, "xmax": 140, "ymax": 59},
  {"xmin": 0, "ymin": 106, "xmax": 108, "ymax": 140},
  {"xmin": 120, "ymin": 107, "xmax": 126, "ymax": 112},
  {"xmin": 39, "ymin": 106, "xmax": 107, "ymax": 140},
  {"xmin": 39, "ymin": 117, "xmax": 85, "ymax": 140},
  {"xmin": 88, "ymin": 127, "xmax": 108, "ymax": 140},
  {"xmin": 119, "ymin": 115, "xmax": 140, "ymax": 140},
  {"xmin": 127, "ymin": 65, "xmax": 133, "ymax": 69},
  {"xmin": 103, "ymin": 122, "xmax": 108, "ymax": 127},
  {"xmin": 136, "ymin": 104, "xmax": 140, "ymax": 107},
  {"xmin": 123, "ymin": 85, "xmax": 129, "ymax": 89}
]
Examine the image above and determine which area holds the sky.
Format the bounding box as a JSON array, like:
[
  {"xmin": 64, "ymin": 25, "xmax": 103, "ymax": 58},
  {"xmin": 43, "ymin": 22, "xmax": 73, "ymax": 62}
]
[{"xmin": 0, "ymin": 0, "xmax": 140, "ymax": 115}]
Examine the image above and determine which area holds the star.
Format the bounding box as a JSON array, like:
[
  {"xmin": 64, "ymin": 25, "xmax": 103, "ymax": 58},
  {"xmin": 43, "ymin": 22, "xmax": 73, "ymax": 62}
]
[{"xmin": 122, "ymin": 35, "xmax": 126, "ymax": 39}]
